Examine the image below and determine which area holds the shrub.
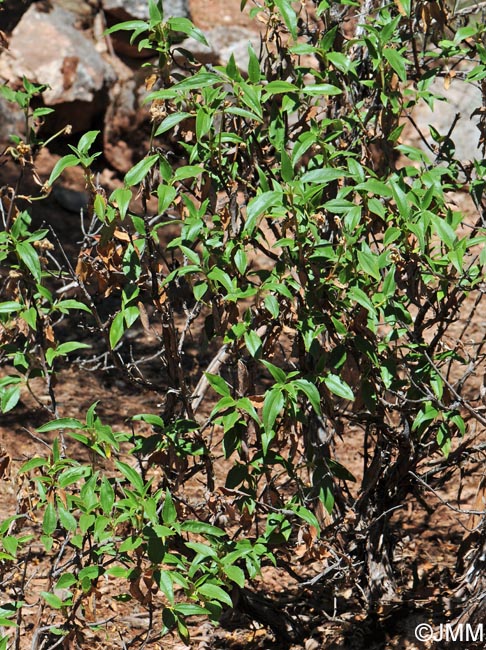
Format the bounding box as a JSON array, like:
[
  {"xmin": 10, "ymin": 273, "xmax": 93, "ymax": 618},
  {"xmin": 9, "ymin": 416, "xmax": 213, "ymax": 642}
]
[{"xmin": 1, "ymin": 0, "xmax": 486, "ymax": 646}]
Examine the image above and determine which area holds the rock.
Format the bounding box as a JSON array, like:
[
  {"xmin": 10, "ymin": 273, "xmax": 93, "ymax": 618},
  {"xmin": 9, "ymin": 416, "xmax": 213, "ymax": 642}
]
[
  {"xmin": 102, "ymin": 0, "xmax": 189, "ymax": 21},
  {"xmin": 102, "ymin": 0, "xmax": 190, "ymax": 59},
  {"xmin": 0, "ymin": 96, "xmax": 25, "ymax": 142},
  {"xmin": 51, "ymin": 185, "xmax": 89, "ymax": 214},
  {"xmin": 403, "ymin": 76, "xmax": 483, "ymax": 162},
  {"xmin": 102, "ymin": 56, "xmax": 144, "ymax": 172},
  {"xmin": 51, "ymin": 0, "xmax": 96, "ymax": 19},
  {"xmin": 175, "ymin": 25, "xmax": 261, "ymax": 72},
  {"xmin": 0, "ymin": 4, "xmax": 116, "ymax": 132}
]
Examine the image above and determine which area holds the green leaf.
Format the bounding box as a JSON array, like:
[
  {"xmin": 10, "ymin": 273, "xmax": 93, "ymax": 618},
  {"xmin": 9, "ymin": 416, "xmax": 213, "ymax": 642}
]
[
  {"xmin": 157, "ymin": 184, "xmax": 177, "ymax": 213},
  {"xmin": 181, "ymin": 521, "xmax": 226, "ymax": 536},
  {"xmin": 36, "ymin": 418, "xmax": 84, "ymax": 433},
  {"xmin": 167, "ymin": 17, "xmax": 209, "ymax": 45},
  {"xmin": 55, "ymin": 341, "xmax": 91, "ymax": 356},
  {"xmin": 124, "ymin": 305, "xmax": 140, "ymax": 329},
  {"xmin": 154, "ymin": 112, "xmax": 190, "ymax": 136},
  {"xmin": 208, "ymin": 267, "xmax": 233, "ymax": 293},
  {"xmin": 77, "ymin": 130, "xmax": 99, "ymax": 154},
  {"xmin": 357, "ymin": 250, "xmax": 381, "ymax": 281},
  {"xmin": 293, "ymin": 379, "xmax": 322, "ymax": 416},
  {"xmin": 115, "ymin": 461, "xmax": 145, "ymax": 495},
  {"xmin": 244, "ymin": 190, "xmax": 282, "ymax": 234},
  {"xmin": 104, "ymin": 20, "xmax": 148, "ymax": 35},
  {"xmin": 18, "ymin": 457, "xmax": 47, "ymax": 473},
  {"xmin": 110, "ymin": 187, "xmax": 132, "ymax": 219},
  {"xmin": 291, "ymin": 505, "xmax": 320, "ymax": 530},
  {"xmin": 431, "ymin": 214, "xmax": 457, "ymax": 249},
  {"xmin": 348, "ymin": 286, "xmax": 376, "ymax": 315},
  {"xmin": 244, "ymin": 330, "xmax": 262, "ymax": 358},
  {"xmin": 20, "ymin": 307, "xmax": 36, "ymax": 330},
  {"xmin": 324, "ymin": 374, "xmax": 354, "ymax": 401},
  {"xmin": 264, "ymin": 294, "xmax": 280, "ymax": 318},
  {"xmin": 225, "ymin": 106, "xmax": 263, "ymax": 122},
  {"xmin": 233, "ymin": 248, "xmax": 247, "ymax": 275},
  {"xmin": 302, "ymin": 83, "xmax": 342, "ymax": 96},
  {"xmin": 274, "ymin": 0, "xmax": 298, "ymax": 39},
  {"xmin": 174, "ymin": 603, "xmax": 210, "ymax": 616},
  {"xmin": 133, "ymin": 413, "xmax": 165, "ymax": 427},
  {"xmin": 263, "ymin": 387, "xmax": 285, "ymax": 434},
  {"xmin": 41, "ymin": 592, "xmax": 64, "ymax": 609},
  {"xmin": 291, "ymin": 132, "xmax": 315, "ymax": 167},
  {"xmin": 32, "ymin": 107, "xmax": 54, "ymax": 118},
  {"xmin": 109, "ymin": 311, "xmax": 125, "ymax": 349},
  {"xmin": 55, "ymin": 299, "xmax": 91, "ymax": 314},
  {"xmin": 0, "ymin": 301, "xmax": 22, "ymax": 314},
  {"xmin": 162, "ymin": 490, "xmax": 177, "ymax": 524},
  {"xmin": 320, "ymin": 476, "xmax": 335, "ymax": 514},
  {"xmin": 238, "ymin": 81, "xmax": 263, "ymax": 118},
  {"xmin": 43, "ymin": 503, "xmax": 57, "ymax": 536},
  {"xmin": 327, "ymin": 458, "xmax": 356, "ymax": 482},
  {"xmin": 55, "ymin": 573, "xmax": 77, "ymax": 590},
  {"xmin": 205, "ymin": 372, "xmax": 231, "ymax": 397},
  {"xmin": 260, "ymin": 360, "xmax": 286, "ymax": 383},
  {"xmin": 58, "ymin": 466, "xmax": 89, "ymax": 487},
  {"xmin": 383, "ymin": 48, "xmax": 407, "ymax": 82},
  {"xmin": 100, "ymin": 477, "xmax": 115, "ymax": 514},
  {"xmin": 280, "ymin": 149, "xmax": 293, "ymax": 182},
  {"xmin": 58, "ymin": 506, "xmax": 77, "ymax": 532},
  {"xmin": 16, "ymin": 241, "xmax": 41, "ymax": 282},
  {"xmin": 48, "ymin": 154, "xmax": 79, "ymax": 185},
  {"xmin": 1, "ymin": 385, "xmax": 21, "ymax": 413},
  {"xmin": 158, "ymin": 570, "xmax": 175, "ymax": 605},
  {"xmin": 196, "ymin": 109, "xmax": 211, "ymax": 139},
  {"xmin": 197, "ymin": 583, "xmax": 233, "ymax": 607},
  {"xmin": 186, "ymin": 541, "xmax": 219, "ymax": 558},
  {"xmin": 172, "ymin": 165, "xmax": 204, "ymax": 182},
  {"xmin": 264, "ymin": 81, "xmax": 298, "ymax": 94},
  {"xmin": 300, "ymin": 168, "xmax": 347, "ymax": 184},
  {"xmin": 222, "ymin": 564, "xmax": 245, "ymax": 587},
  {"xmin": 247, "ymin": 43, "xmax": 261, "ymax": 83},
  {"xmin": 389, "ymin": 180, "xmax": 410, "ymax": 219},
  {"xmin": 124, "ymin": 154, "xmax": 159, "ymax": 187}
]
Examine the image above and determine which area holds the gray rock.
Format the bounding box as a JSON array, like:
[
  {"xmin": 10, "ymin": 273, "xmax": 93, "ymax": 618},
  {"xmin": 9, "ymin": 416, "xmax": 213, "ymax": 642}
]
[
  {"xmin": 0, "ymin": 96, "xmax": 25, "ymax": 142},
  {"xmin": 51, "ymin": 185, "xmax": 89, "ymax": 214},
  {"xmin": 175, "ymin": 25, "xmax": 261, "ymax": 72},
  {"xmin": 404, "ymin": 76, "xmax": 483, "ymax": 162},
  {"xmin": 0, "ymin": 5, "xmax": 115, "ymax": 104},
  {"xmin": 51, "ymin": 0, "xmax": 96, "ymax": 18},
  {"xmin": 0, "ymin": 4, "xmax": 116, "ymax": 132},
  {"xmin": 102, "ymin": 0, "xmax": 189, "ymax": 59},
  {"xmin": 102, "ymin": 0, "xmax": 188, "ymax": 21}
]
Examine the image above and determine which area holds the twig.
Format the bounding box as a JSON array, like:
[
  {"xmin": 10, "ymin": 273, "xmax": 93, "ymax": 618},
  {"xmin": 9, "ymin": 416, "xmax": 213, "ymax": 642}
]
[
  {"xmin": 191, "ymin": 344, "xmax": 231, "ymax": 413},
  {"xmin": 423, "ymin": 349, "xmax": 486, "ymax": 428},
  {"xmin": 409, "ymin": 471, "xmax": 486, "ymax": 516}
]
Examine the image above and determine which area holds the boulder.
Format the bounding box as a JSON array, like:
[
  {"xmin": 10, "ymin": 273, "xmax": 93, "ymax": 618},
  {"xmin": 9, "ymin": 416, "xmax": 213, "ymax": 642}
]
[
  {"xmin": 0, "ymin": 4, "xmax": 116, "ymax": 132},
  {"xmin": 403, "ymin": 76, "xmax": 483, "ymax": 163},
  {"xmin": 52, "ymin": 0, "xmax": 97, "ymax": 19},
  {"xmin": 0, "ymin": 96, "xmax": 25, "ymax": 142},
  {"xmin": 175, "ymin": 25, "xmax": 261, "ymax": 72},
  {"xmin": 102, "ymin": 0, "xmax": 189, "ymax": 21},
  {"xmin": 102, "ymin": 0, "xmax": 190, "ymax": 59}
]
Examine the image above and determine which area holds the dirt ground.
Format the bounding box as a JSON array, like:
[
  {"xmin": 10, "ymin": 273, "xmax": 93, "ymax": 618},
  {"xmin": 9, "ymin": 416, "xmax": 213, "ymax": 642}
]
[{"xmin": 1, "ymin": 2, "xmax": 486, "ymax": 649}]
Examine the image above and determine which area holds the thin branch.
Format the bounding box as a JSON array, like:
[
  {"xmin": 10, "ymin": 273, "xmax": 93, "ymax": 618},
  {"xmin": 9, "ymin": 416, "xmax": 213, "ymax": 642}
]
[{"xmin": 409, "ymin": 471, "xmax": 486, "ymax": 516}]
